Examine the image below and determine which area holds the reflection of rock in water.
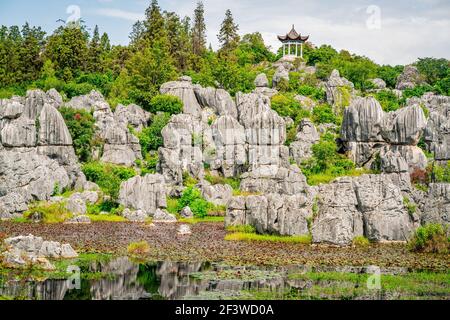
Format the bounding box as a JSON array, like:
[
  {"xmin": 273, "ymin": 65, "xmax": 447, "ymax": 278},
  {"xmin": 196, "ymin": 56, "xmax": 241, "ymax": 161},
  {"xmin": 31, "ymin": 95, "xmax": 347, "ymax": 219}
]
[
  {"xmin": 0, "ymin": 279, "xmax": 69, "ymax": 300},
  {"xmin": 156, "ymin": 261, "xmax": 204, "ymax": 300},
  {"xmin": 89, "ymin": 257, "xmax": 149, "ymax": 300}
]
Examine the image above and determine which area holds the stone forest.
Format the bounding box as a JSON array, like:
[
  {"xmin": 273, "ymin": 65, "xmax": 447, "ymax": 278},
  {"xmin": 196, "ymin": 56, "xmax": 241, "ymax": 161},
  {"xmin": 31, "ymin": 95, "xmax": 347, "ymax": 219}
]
[{"xmin": 0, "ymin": 1, "xmax": 448, "ymax": 301}]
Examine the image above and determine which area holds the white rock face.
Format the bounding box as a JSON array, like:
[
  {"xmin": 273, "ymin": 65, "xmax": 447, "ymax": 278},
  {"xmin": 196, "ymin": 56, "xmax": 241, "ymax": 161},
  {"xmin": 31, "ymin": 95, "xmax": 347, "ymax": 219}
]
[
  {"xmin": 289, "ymin": 119, "xmax": 320, "ymax": 165},
  {"xmin": 2, "ymin": 234, "xmax": 78, "ymax": 270},
  {"xmin": 118, "ymin": 174, "xmax": 167, "ymax": 216},
  {"xmin": 194, "ymin": 86, "xmax": 238, "ymax": 118},
  {"xmin": 160, "ymin": 76, "xmax": 203, "ymax": 118},
  {"xmin": 225, "ymin": 194, "xmax": 310, "ymax": 236}
]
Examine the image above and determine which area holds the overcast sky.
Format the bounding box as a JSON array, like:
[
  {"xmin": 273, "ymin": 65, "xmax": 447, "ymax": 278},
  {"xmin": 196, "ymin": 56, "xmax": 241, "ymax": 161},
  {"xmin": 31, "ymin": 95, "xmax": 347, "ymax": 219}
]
[{"xmin": 1, "ymin": 0, "xmax": 449, "ymax": 65}]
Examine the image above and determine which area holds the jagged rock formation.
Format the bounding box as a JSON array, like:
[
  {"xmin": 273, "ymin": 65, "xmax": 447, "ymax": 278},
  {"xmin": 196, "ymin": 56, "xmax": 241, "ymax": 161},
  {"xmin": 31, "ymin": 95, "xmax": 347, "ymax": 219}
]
[
  {"xmin": 197, "ymin": 180, "xmax": 233, "ymax": 206},
  {"xmin": 118, "ymin": 174, "xmax": 167, "ymax": 216},
  {"xmin": 225, "ymin": 194, "xmax": 310, "ymax": 236},
  {"xmin": 160, "ymin": 76, "xmax": 203, "ymax": 118},
  {"xmin": 421, "ymin": 183, "xmax": 449, "ymax": 226},
  {"xmin": 396, "ymin": 65, "xmax": 425, "ymax": 90},
  {"xmin": 66, "ymin": 90, "xmax": 143, "ymax": 166},
  {"xmin": 419, "ymin": 93, "xmax": 450, "ymax": 161},
  {"xmin": 325, "ymin": 69, "xmax": 355, "ymax": 114},
  {"xmin": 340, "ymin": 96, "xmax": 428, "ymax": 171},
  {"xmin": 289, "ymin": 119, "xmax": 320, "ymax": 165},
  {"xmin": 311, "ymin": 174, "xmax": 417, "ymax": 245},
  {"xmin": 0, "ymin": 90, "xmax": 86, "ymax": 219},
  {"xmin": 370, "ymin": 78, "xmax": 387, "ymax": 90}
]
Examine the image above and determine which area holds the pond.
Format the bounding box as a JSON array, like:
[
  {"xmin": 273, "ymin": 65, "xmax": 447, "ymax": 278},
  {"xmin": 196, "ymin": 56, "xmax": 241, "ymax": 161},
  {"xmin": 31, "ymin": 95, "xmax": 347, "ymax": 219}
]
[{"xmin": 0, "ymin": 256, "xmax": 449, "ymax": 300}]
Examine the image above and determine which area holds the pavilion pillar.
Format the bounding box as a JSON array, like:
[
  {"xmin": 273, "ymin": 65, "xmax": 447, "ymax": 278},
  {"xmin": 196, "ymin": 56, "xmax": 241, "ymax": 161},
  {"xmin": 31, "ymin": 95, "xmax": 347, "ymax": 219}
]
[
  {"xmin": 300, "ymin": 43, "xmax": 303, "ymax": 58},
  {"xmin": 288, "ymin": 42, "xmax": 291, "ymax": 55},
  {"xmin": 295, "ymin": 43, "xmax": 298, "ymax": 56}
]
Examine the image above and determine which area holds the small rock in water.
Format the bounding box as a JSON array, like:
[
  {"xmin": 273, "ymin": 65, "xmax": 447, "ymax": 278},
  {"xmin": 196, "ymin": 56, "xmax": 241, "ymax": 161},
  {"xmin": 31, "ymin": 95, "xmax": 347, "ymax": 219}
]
[{"xmin": 177, "ymin": 224, "xmax": 192, "ymax": 235}]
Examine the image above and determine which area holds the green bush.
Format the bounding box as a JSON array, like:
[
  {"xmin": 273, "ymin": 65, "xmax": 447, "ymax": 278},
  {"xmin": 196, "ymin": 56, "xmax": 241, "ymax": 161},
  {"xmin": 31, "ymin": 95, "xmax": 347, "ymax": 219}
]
[
  {"xmin": 138, "ymin": 112, "xmax": 171, "ymax": 153},
  {"xmin": 270, "ymin": 93, "xmax": 310, "ymax": 122},
  {"xmin": 177, "ymin": 186, "xmax": 209, "ymax": 218},
  {"xmin": 408, "ymin": 224, "xmax": 449, "ymax": 253},
  {"xmin": 352, "ymin": 236, "xmax": 370, "ymax": 247},
  {"xmin": 312, "ymin": 104, "xmax": 337, "ymax": 125},
  {"xmin": 297, "ymin": 85, "xmax": 325, "ymax": 101},
  {"xmin": 82, "ymin": 162, "xmax": 136, "ymax": 200},
  {"xmin": 59, "ymin": 107, "xmax": 96, "ymax": 162},
  {"xmin": 148, "ymin": 94, "xmax": 183, "ymax": 115},
  {"xmin": 24, "ymin": 202, "xmax": 72, "ymax": 223},
  {"xmin": 374, "ymin": 90, "xmax": 401, "ymax": 112},
  {"xmin": 62, "ymin": 82, "xmax": 96, "ymax": 99},
  {"xmin": 433, "ymin": 161, "xmax": 450, "ymax": 183}
]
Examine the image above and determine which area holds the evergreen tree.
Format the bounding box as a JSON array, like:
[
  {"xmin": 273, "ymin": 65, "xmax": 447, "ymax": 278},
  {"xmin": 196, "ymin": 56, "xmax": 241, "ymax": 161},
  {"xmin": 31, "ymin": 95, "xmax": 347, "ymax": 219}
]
[
  {"xmin": 143, "ymin": 0, "xmax": 167, "ymax": 47},
  {"xmin": 217, "ymin": 9, "xmax": 239, "ymax": 54},
  {"xmin": 100, "ymin": 32, "xmax": 111, "ymax": 52},
  {"xmin": 192, "ymin": 1, "xmax": 206, "ymax": 56},
  {"xmin": 129, "ymin": 20, "xmax": 145, "ymax": 46},
  {"xmin": 88, "ymin": 25, "xmax": 102, "ymax": 72}
]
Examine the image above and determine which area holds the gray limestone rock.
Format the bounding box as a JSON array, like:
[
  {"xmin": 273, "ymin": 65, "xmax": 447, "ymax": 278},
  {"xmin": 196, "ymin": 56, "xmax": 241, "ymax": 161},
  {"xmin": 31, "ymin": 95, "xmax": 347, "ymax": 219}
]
[
  {"xmin": 153, "ymin": 209, "xmax": 177, "ymax": 222},
  {"xmin": 194, "ymin": 86, "xmax": 238, "ymax": 118},
  {"xmin": 396, "ymin": 65, "xmax": 425, "ymax": 90},
  {"xmin": 160, "ymin": 76, "xmax": 202, "ymax": 118},
  {"xmin": 289, "ymin": 119, "xmax": 319, "ymax": 165},
  {"xmin": 254, "ymin": 73, "xmax": 269, "ymax": 88},
  {"xmin": 122, "ymin": 208, "xmax": 148, "ymax": 222},
  {"xmin": 118, "ymin": 174, "xmax": 167, "ymax": 216},
  {"xmin": 180, "ymin": 206, "xmax": 194, "ymax": 218},
  {"xmin": 381, "ymin": 105, "xmax": 427, "ymax": 145}
]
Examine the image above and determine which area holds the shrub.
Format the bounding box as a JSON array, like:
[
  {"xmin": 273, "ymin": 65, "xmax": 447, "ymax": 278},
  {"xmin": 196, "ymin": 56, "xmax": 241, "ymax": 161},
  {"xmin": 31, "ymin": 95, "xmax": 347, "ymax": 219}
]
[
  {"xmin": 312, "ymin": 104, "xmax": 337, "ymax": 124},
  {"xmin": 59, "ymin": 107, "xmax": 96, "ymax": 162},
  {"xmin": 24, "ymin": 202, "xmax": 72, "ymax": 223},
  {"xmin": 410, "ymin": 168, "xmax": 429, "ymax": 185},
  {"xmin": 374, "ymin": 90, "xmax": 401, "ymax": 112},
  {"xmin": 62, "ymin": 82, "xmax": 96, "ymax": 99},
  {"xmin": 433, "ymin": 161, "xmax": 450, "ymax": 183},
  {"xmin": 138, "ymin": 112, "xmax": 171, "ymax": 153},
  {"xmin": 127, "ymin": 241, "xmax": 151, "ymax": 257},
  {"xmin": 408, "ymin": 224, "xmax": 449, "ymax": 253},
  {"xmin": 82, "ymin": 162, "xmax": 136, "ymax": 200},
  {"xmin": 403, "ymin": 197, "xmax": 418, "ymax": 217},
  {"xmin": 297, "ymin": 85, "xmax": 325, "ymax": 101},
  {"xmin": 148, "ymin": 94, "xmax": 183, "ymax": 115},
  {"xmin": 352, "ymin": 236, "xmax": 370, "ymax": 247},
  {"xmin": 177, "ymin": 186, "xmax": 209, "ymax": 218}
]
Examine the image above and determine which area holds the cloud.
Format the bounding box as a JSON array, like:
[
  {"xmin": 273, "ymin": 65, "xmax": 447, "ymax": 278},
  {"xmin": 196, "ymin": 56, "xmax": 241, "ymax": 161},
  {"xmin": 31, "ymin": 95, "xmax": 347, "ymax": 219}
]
[{"xmin": 95, "ymin": 8, "xmax": 144, "ymax": 21}]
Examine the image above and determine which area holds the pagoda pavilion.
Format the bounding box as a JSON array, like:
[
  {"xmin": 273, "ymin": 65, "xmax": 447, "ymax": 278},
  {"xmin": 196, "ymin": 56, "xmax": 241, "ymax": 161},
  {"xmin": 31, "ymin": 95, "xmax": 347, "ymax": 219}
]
[{"xmin": 278, "ymin": 25, "xmax": 309, "ymax": 58}]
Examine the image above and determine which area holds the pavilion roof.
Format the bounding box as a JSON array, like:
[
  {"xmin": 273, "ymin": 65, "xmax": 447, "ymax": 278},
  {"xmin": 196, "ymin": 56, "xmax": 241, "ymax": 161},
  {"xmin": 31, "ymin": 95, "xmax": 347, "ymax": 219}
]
[{"xmin": 278, "ymin": 25, "xmax": 309, "ymax": 42}]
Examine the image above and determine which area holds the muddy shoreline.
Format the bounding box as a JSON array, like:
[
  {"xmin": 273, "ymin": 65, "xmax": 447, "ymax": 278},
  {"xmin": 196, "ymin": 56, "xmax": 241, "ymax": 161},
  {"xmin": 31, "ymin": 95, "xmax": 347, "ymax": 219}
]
[{"xmin": 1, "ymin": 221, "xmax": 448, "ymax": 271}]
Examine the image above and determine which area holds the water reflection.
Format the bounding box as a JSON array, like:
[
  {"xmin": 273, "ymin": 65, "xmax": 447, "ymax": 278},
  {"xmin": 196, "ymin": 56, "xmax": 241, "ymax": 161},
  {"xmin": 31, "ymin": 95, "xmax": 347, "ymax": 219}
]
[{"xmin": 0, "ymin": 257, "xmax": 444, "ymax": 300}]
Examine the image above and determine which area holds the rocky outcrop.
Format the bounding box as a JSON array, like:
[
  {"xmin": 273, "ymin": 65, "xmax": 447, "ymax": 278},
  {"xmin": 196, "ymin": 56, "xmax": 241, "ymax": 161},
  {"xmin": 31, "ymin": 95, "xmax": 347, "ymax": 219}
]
[
  {"xmin": 272, "ymin": 65, "xmax": 290, "ymax": 88},
  {"xmin": 194, "ymin": 86, "xmax": 238, "ymax": 118},
  {"xmin": 420, "ymin": 94, "xmax": 450, "ymax": 161},
  {"xmin": 311, "ymin": 174, "xmax": 417, "ymax": 245},
  {"xmin": 198, "ymin": 180, "xmax": 233, "ymax": 206},
  {"xmin": 254, "ymin": 73, "xmax": 269, "ymax": 88},
  {"xmin": 396, "ymin": 65, "xmax": 425, "ymax": 90},
  {"xmin": 370, "ymin": 78, "xmax": 386, "ymax": 90},
  {"xmin": 421, "ymin": 183, "xmax": 449, "ymax": 226},
  {"xmin": 225, "ymin": 194, "xmax": 310, "ymax": 236},
  {"xmin": 153, "ymin": 209, "xmax": 177, "ymax": 222},
  {"xmin": 289, "ymin": 119, "xmax": 320, "ymax": 165},
  {"xmin": 114, "ymin": 103, "xmax": 150, "ymax": 132},
  {"xmin": 118, "ymin": 174, "xmax": 167, "ymax": 216},
  {"xmin": 2, "ymin": 234, "xmax": 77, "ymax": 270},
  {"xmin": 325, "ymin": 69, "xmax": 354, "ymax": 114},
  {"xmin": 340, "ymin": 97, "xmax": 428, "ymax": 171},
  {"xmin": 122, "ymin": 208, "xmax": 148, "ymax": 222},
  {"xmin": 160, "ymin": 76, "xmax": 202, "ymax": 118}
]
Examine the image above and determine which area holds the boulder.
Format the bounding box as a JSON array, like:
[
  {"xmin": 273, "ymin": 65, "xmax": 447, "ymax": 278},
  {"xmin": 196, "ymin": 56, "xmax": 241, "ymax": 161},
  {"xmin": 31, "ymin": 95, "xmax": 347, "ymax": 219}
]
[
  {"xmin": 177, "ymin": 224, "xmax": 192, "ymax": 235},
  {"xmin": 225, "ymin": 194, "xmax": 310, "ymax": 236},
  {"xmin": 421, "ymin": 183, "xmax": 450, "ymax": 226},
  {"xmin": 272, "ymin": 65, "xmax": 290, "ymax": 88},
  {"xmin": 66, "ymin": 193, "xmax": 87, "ymax": 215},
  {"xmin": 114, "ymin": 103, "xmax": 151, "ymax": 132},
  {"xmin": 118, "ymin": 174, "xmax": 167, "ymax": 216},
  {"xmin": 254, "ymin": 73, "xmax": 269, "ymax": 88},
  {"xmin": 396, "ymin": 65, "xmax": 425, "ymax": 90},
  {"xmin": 199, "ymin": 181, "xmax": 233, "ymax": 206},
  {"xmin": 370, "ymin": 78, "xmax": 386, "ymax": 90},
  {"xmin": 160, "ymin": 76, "xmax": 202, "ymax": 118},
  {"xmin": 180, "ymin": 206, "xmax": 194, "ymax": 219},
  {"xmin": 122, "ymin": 208, "xmax": 147, "ymax": 222},
  {"xmin": 153, "ymin": 209, "xmax": 177, "ymax": 222},
  {"xmin": 194, "ymin": 86, "xmax": 238, "ymax": 118}
]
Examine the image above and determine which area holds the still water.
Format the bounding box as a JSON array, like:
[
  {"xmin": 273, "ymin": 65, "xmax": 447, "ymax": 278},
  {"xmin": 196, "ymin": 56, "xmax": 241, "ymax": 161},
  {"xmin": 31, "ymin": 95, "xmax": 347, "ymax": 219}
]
[{"xmin": 0, "ymin": 257, "xmax": 448, "ymax": 300}]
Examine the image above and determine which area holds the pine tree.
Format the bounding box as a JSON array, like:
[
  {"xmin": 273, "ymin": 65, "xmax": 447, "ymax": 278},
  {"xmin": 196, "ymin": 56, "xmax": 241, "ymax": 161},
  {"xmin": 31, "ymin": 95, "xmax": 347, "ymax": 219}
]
[
  {"xmin": 143, "ymin": 0, "xmax": 167, "ymax": 47},
  {"xmin": 88, "ymin": 25, "xmax": 102, "ymax": 72},
  {"xmin": 192, "ymin": 1, "xmax": 206, "ymax": 56},
  {"xmin": 217, "ymin": 9, "xmax": 239, "ymax": 54},
  {"xmin": 100, "ymin": 32, "xmax": 111, "ymax": 52},
  {"xmin": 129, "ymin": 21, "xmax": 145, "ymax": 46}
]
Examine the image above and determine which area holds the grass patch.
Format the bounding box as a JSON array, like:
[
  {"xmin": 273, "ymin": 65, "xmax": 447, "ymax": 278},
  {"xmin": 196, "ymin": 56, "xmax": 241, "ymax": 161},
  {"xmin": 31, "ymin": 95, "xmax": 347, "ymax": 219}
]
[
  {"xmin": 24, "ymin": 202, "xmax": 72, "ymax": 223},
  {"xmin": 127, "ymin": 241, "xmax": 150, "ymax": 258},
  {"xmin": 408, "ymin": 224, "xmax": 449, "ymax": 254},
  {"xmin": 86, "ymin": 214, "xmax": 127, "ymax": 222},
  {"xmin": 225, "ymin": 232, "xmax": 312, "ymax": 244},
  {"xmin": 178, "ymin": 216, "xmax": 225, "ymax": 224},
  {"xmin": 166, "ymin": 197, "xmax": 179, "ymax": 215},
  {"xmin": 226, "ymin": 225, "xmax": 256, "ymax": 233},
  {"xmin": 352, "ymin": 236, "xmax": 370, "ymax": 247},
  {"xmin": 305, "ymin": 168, "xmax": 372, "ymax": 186}
]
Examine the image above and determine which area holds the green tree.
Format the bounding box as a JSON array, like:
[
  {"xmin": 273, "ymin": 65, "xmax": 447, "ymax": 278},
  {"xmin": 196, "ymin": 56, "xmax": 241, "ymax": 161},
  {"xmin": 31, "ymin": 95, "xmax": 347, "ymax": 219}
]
[
  {"xmin": 416, "ymin": 57, "xmax": 449, "ymax": 85},
  {"xmin": 236, "ymin": 32, "xmax": 275, "ymax": 65},
  {"xmin": 217, "ymin": 9, "xmax": 240, "ymax": 55},
  {"xmin": 88, "ymin": 25, "xmax": 102, "ymax": 73},
  {"xmin": 192, "ymin": 1, "xmax": 206, "ymax": 56},
  {"xmin": 143, "ymin": 0, "xmax": 167, "ymax": 47}
]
